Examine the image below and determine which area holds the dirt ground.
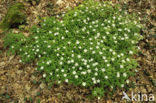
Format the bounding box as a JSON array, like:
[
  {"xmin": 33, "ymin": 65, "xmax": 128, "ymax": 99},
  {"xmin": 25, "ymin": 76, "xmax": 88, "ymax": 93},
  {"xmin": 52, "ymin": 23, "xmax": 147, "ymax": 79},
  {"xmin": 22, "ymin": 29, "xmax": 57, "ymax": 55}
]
[{"xmin": 0, "ymin": 0, "xmax": 156, "ymax": 103}]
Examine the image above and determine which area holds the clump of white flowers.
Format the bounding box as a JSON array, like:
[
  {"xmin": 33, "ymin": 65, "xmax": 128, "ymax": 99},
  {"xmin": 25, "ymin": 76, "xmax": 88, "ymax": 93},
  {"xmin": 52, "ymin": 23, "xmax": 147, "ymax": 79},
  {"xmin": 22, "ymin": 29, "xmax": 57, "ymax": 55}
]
[{"xmin": 4, "ymin": 1, "xmax": 143, "ymax": 98}]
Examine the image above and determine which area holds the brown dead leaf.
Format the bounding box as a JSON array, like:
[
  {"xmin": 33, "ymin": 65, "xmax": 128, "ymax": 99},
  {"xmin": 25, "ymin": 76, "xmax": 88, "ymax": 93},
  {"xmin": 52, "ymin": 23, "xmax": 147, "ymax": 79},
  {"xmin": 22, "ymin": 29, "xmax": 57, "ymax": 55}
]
[{"xmin": 23, "ymin": 32, "xmax": 29, "ymax": 37}]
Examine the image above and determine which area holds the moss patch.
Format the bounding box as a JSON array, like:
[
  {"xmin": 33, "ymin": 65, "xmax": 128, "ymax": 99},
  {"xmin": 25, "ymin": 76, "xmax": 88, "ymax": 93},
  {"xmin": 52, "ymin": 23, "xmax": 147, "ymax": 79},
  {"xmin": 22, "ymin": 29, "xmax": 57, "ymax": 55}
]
[{"xmin": 0, "ymin": 2, "xmax": 26, "ymax": 32}]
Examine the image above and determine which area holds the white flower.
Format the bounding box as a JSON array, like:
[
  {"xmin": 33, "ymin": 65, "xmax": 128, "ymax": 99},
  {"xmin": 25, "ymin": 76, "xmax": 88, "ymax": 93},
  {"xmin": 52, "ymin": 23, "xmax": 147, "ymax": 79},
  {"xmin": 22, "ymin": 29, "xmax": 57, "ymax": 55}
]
[
  {"xmin": 77, "ymin": 55, "xmax": 81, "ymax": 58},
  {"xmin": 105, "ymin": 76, "xmax": 108, "ymax": 79},
  {"xmin": 41, "ymin": 66, "xmax": 44, "ymax": 70},
  {"xmin": 121, "ymin": 84, "xmax": 124, "ymax": 87},
  {"xmin": 122, "ymin": 60, "xmax": 125, "ymax": 63},
  {"xmin": 71, "ymin": 59, "xmax": 74, "ymax": 63},
  {"xmin": 75, "ymin": 75, "xmax": 78, "ymax": 78},
  {"xmin": 36, "ymin": 49, "xmax": 39, "ymax": 52},
  {"xmin": 123, "ymin": 73, "xmax": 127, "ymax": 77},
  {"xmin": 86, "ymin": 65, "xmax": 90, "ymax": 68},
  {"xmin": 81, "ymin": 71, "xmax": 87, "ymax": 75},
  {"xmin": 117, "ymin": 55, "xmax": 120, "ymax": 58},
  {"xmin": 104, "ymin": 60, "xmax": 108, "ymax": 62},
  {"xmin": 93, "ymin": 29, "xmax": 96, "ymax": 32},
  {"xmin": 113, "ymin": 36, "xmax": 116, "ymax": 40},
  {"xmin": 134, "ymin": 33, "xmax": 138, "ymax": 36},
  {"xmin": 117, "ymin": 72, "xmax": 120, "ymax": 77},
  {"xmin": 43, "ymin": 74, "xmax": 46, "ymax": 78},
  {"xmin": 56, "ymin": 74, "xmax": 60, "ymax": 77},
  {"xmin": 106, "ymin": 31, "xmax": 109, "ymax": 34},
  {"xmin": 129, "ymin": 51, "xmax": 133, "ymax": 54},
  {"xmin": 97, "ymin": 33, "xmax": 100, "ymax": 36},
  {"xmin": 49, "ymin": 31, "xmax": 52, "ymax": 34},
  {"xmin": 95, "ymin": 68, "xmax": 98, "ymax": 71},
  {"xmin": 38, "ymin": 55, "xmax": 41, "ymax": 58},
  {"xmin": 93, "ymin": 80, "xmax": 96, "ymax": 84},
  {"xmin": 64, "ymin": 74, "xmax": 67, "ymax": 77},
  {"xmin": 100, "ymin": 40, "xmax": 103, "ymax": 43},
  {"xmin": 114, "ymin": 41, "xmax": 117, "ymax": 43},
  {"xmin": 83, "ymin": 61, "xmax": 87, "ymax": 65},
  {"xmin": 120, "ymin": 65, "xmax": 124, "ymax": 68},
  {"xmin": 120, "ymin": 53, "xmax": 124, "ymax": 56},
  {"xmin": 54, "ymin": 32, "xmax": 59, "ymax": 36},
  {"xmin": 78, "ymin": 46, "xmax": 82, "ymax": 49},
  {"xmin": 60, "ymin": 57, "xmax": 64, "ymax": 60},
  {"xmin": 111, "ymin": 58, "xmax": 115, "ymax": 61},
  {"xmin": 59, "ymin": 61, "xmax": 63, "ymax": 65},
  {"xmin": 76, "ymin": 40, "xmax": 80, "ymax": 44},
  {"xmin": 92, "ymin": 77, "xmax": 95, "ymax": 81},
  {"xmin": 72, "ymin": 71, "xmax": 76, "ymax": 75},
  {"xmin": 125, "ymin": 36, "xmax": 129, "ymax": 39},
  {"xmin": 94, "ymin": 72, "xmax": 98, "ymax": 76},
  {"xmin": 112, "ymin": 24, "xmax": 115, "ymax": 27},
  {"xmin": 56, "ymin": 68, "xmax": 59, "ymax": 72},
  {"xmin": 89, "ymin": 38, "xmax": 92, "ymax": 41},
  {"xmin": 137, "ymin": 46, "xmax": 140, "ymax": 50},
  {"xmin": 67, "ymin": 60, "xmax": 71, "ymax": 64},
  {"xmin": 46, "ymin": 61, "xmax": 50, "ymax": 65},
  {"xmin": 43, "ymin": 52, "xmax": 47, "ymax": 54},
  {"xmin": 107, "ymin": 64, "xmax": 110, "ymax": 67},
  {"xmin": 121, "ymin": 38, "xmax": 124, "ymax": 40},
  {"xmin": 87, "ymin": 69, "xmax": 91, "ymax": 73},
  {"xmin": 61, "ymin": 36, "xmax": 65, "ymax": 40},
  {"xmin": 82, "ymin": 82, "xmax": 86, "ymax": 86},
  {"xmin": 126, "ymin": 58, "xmax": 130, "ymax": 61},
  {"xmin": 79, "ymin": 67, "xmax": 82, "ymax": 70},
  {"xmin": 68, "ymin": 41, "xmax": 71, "ymax": 44},
  {"xmin": 99, "ymin": 51, "xmax": 103, "ymax": 55},
  {"xmin": 58, "ymin": 81, "xmax": 61, "ymax": 84},
  {"xmin": 118, "ymin": 29, "xmax": 122, "ymax": 31},
  {"xmin": 93, "ymin": 62, "xmax": 98, "ymax": 67},
  {"xmin": 27, "ymin": 55, "xmax": 30, "ymax": 57},
  {"xmin": 61, "ymin": 69, "xmax": 64, "ymax": 72},
  {"xmin": 35, "ymin": 36, "xmax": 38, "ymax": 39},
  {"xmin": 102, "ymin": 56, "xmax": 106, "ymax": 60},
  {"xmin": 92, "ymin": 51, "xmax": 95, "ymax": 54},
  {"xmin": 98, "ymin": 97, "xmax": 101, "ymax": 100},
  {"xmin": 103, "ymin": 36, "xmax": 106, "ymax": 39},
  {"xmin": 65, "ymin": 30, "xmax": 69, "ymax": 33},
  {"xmin": 96, "ymin": 46, "xmax": 99, "ymax": 49},
  {"xmin": 97, "ymin": 79, "xmax": 100, "ymax": 83},
  {"xmin": 65, "ymin": 79, "xmax": 68, "ymax": 83},
  {"xmin": 102, "ymin": 68, "xmax": 105, "ymax": 72},
  {"xmin": 126, "ymin": 80, "xmax": 129, "ymax": 84},
  {"xmin": 75, "ymin": 63, "xmax": 79, "ymax": 66}
]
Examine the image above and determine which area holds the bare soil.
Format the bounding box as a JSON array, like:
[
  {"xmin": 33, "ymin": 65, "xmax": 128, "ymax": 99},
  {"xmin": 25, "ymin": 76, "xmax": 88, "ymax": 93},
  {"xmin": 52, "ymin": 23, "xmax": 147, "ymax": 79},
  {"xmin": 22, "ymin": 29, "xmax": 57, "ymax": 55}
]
[{"xmin": 0, "ymin": 0, "xmax": 155, "ymax": 103}]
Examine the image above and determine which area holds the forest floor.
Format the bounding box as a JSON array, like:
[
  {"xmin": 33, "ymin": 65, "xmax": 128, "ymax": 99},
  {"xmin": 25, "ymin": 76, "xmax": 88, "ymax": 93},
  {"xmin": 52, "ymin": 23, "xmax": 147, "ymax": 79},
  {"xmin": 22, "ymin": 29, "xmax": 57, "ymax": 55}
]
[{"xmin": 0, "ymin": 0, "xmax": 156, "ymax": 103}]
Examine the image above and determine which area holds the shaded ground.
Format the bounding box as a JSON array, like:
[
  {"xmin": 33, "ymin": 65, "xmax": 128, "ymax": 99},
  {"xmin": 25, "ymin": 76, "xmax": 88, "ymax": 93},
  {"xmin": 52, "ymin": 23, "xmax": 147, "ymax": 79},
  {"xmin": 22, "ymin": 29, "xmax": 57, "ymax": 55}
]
[{"xmin": 0, "ymin": 0, "xmax": 156, "ymax": 103}]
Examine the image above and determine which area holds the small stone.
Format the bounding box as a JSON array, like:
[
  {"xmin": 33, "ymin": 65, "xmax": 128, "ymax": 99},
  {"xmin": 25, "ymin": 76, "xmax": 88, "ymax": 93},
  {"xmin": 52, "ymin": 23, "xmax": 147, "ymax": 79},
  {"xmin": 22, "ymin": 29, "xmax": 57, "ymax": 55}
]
[
  {"xmin": 0, "ymin": 62, "xmax": 5, "ymax": 67},
  {"xmin": 66, "ymin": 92, "xmax": 73, "ymax": 100},
  {"xmin": 25, "ymin": 84, "xmax": 31, "ymax": 91},
  {"xmin": 107, "ymin": 100, "xmax": 113, "ymax": 103},
  {"xmin": 40, "ymin": 83, "xmax": 46, "ymax": 89},
  {"xmin": 142, "ymin": 88, "xmax": 147, "ymax": 93},
  {"xmin": 16, "ymin": 70, "xmax": 22, "ymax": 74}
]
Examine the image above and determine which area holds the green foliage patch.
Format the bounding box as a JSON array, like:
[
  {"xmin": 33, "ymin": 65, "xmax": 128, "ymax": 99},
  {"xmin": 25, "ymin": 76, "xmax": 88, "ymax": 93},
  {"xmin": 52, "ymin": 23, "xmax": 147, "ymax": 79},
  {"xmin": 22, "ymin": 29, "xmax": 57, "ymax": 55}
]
[
  {"xmin": 3, "ymin": 1, "xmax": 143, "ymax": 98},
  {"xmin": 0, "ymin": 2, "xmax": 26, "ymax": 31}
]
